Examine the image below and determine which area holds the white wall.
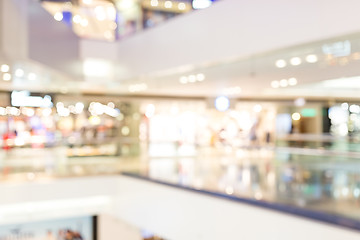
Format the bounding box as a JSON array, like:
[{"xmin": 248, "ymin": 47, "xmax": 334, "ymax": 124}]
[
  {"xmin": 97, "ymin": 214, "xmax": 142, "ymax": 240},
  {"xmin": 0, "ymin": 0, "xmax": 28, "ymax": 60},
  {"xmin": 0, "ymin": 175, "xmax": 359, "ymax": 240},
  {"xmin": 0, "ymin": 176, "xmax": 118, "ymax": 225},
  {"xmin": 115, "ymin": 176, "xmax": 360, "ymax": 240},
  {"xmin": 26, "ymin": 0, "xmax": 82, "ymax": 79}
]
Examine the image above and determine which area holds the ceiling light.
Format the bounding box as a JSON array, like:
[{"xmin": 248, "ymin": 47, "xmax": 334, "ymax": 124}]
[
  {"xmin": 290, "ymin": 57, "xmax": 302, "ymax": 66},
  {"xmin": 75, "ymin": 102, "xmax": 85, "ymax": 114},
  {"xmin": 271, "ymin": 80, "xmax": 279, "ymax": 88},
  {"xmin": 215, "ymin": 96, "xmax": 230, "ymax": 112},
  {"xmin": 150, "ymin": 0, "xmax": 159, "ymax": 7},
  {"xmin": 3, "ymin": 73, "xmax": 11, "ymax": 81},
  {"xmin": 73, "ymin": 15, "xmax": 81, "ymax": 24},
  {"xmin": 275, "ymin": 59, "xmax": 286, "ymax": 68},
  {"xmin": 145, "ymin": 104, "xmax": 155, "ymax": 118},
  {"xmin": 225, "ymin": 186, "xmax": 234, "ymax": 195},
  {"xmin": 349, "ymin": 104, "xmax": 360, "ymax": 114},
  {"xmin": 288, "ymin": 77, "xmax": 297, "ymax": 86},
  {"xmin": 54, "ymin": 12, "xmax": 63, "ymax": 21},
  {"xmin": 164, "ymin": 1, "xmax": 173, "ymax": 8},
  {"xmin": 56, "ymin": 102, "xmax": 64, "ymax": 109},
  {"xmin": 179, "ymin": 76, "xmax": 187, "ymax": 84},
  {"xmin": 178, "ymin": 2, "xmax": 186, "ymax": 10},
  {"xmin": 1, "ymin": 64, "xmax": 9, "ymax": 72},
  {"xmin": 28, "ymin": 73, "xmax": 36, "ymax": 81},
  {"xmin": 107, "ymin": 102, "xmax": 115, "ymax": 109},
  {"xmin": 279, "ymin": 79, "xmax": 288, "ymax": 87},
  {"xmin": 292, "ymin": 112, "xmax": 301, "ymax": 121},
  {"xmin": 253, "ymin": 104, "xmax": 262, "ymax": 113},
  {"xmin": 305, "ymin": 54, "xmax": 318, "ymax": 63},
  {"xmin": 196, "ymin": 73, "xmax": 205, "ymax": 81},
  {"xmin": 188, "ymin": 75, "xmax": 196, "ymax": 83},
  {"xmin": 0, "ymin": 107, "xmax": 5, "ymax": 116},
  {"xmin": 83, "ymin": 0, "xmax": 92, "ymax": 4},
  {"xmin": 341, "ymin": 103, "xmax": 349, "ymax": 110},
  {"xmin": 121, "ymin": 126, "xmax": 130, "ymax": 136},
  {"xmin": 15, "ymin": 69, "xmax": 24, "ymax": 77},
  {"xmin": 192, "ymin": 0, "xmax": 212, "ymax": 9}
]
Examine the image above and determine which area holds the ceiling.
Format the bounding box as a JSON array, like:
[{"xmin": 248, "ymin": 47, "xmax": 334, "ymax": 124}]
[
  {"xmin": 4, "ymin": 33, "xmax": 360, "ymax": 101},
  {"xmin": 2, "ymin": 0, "xmax": 360, "ymax": 101},
  {"xmin": 139, "ymin": 33, "xmax": 360, "ymax": 100}
]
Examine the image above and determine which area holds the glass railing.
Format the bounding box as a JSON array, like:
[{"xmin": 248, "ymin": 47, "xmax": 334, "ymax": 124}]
[{"xmin": 122, "ymin": 146, "xmax": 360, "ymax": 230}]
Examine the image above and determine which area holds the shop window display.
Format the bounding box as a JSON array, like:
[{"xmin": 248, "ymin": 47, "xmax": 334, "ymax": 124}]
[{"xmin": 0, "ymin": 98, "xmax": 141, "ymax": 158}]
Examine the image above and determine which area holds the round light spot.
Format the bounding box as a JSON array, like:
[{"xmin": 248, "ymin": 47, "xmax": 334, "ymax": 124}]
[
  {"xmin": 305, "ymin": 54, "xmax": 318, "ymax": 63},
  {"xmin": 271, "ymin": 80, "xmax": 279, "ymax": 88},
  {"xmin": 290, "ymin": 57, "xmax": 302, "ymax": 66},
  {"xmin": 196, "ymin": 73, "xmax": 205, "ymax": 81},
  {"xmin": 54, "ymin": 12, "xmax": 63, "ymax": 21},
  {"xmin": 150, "ymin": 0, "xmax": 159, "ymax": 7},
  {"xmin": 288, "ymin": 77, "xmax": 297, "ymax": 86},
  {"xmin": 1, "ymin": 64, "xmax": 9, "ymax": 72},
  {"xmin": 275, "ymin": 59, "xmax": 286, "ymax": 68},
  {"xmin": 253, "ymin": 104, "xmax": 262, "ymax": 113},
  {"xmin": 215, "ymin": 96, "xmax": 230, "ymax": 112},
  {"xmin": 178, "ymin": 2, "xmax": 186, "ymax": 10},
  {"xmin": 28, "ymin": 73, "xmax": 36, "ymax": 81},
  {"xmin": 3, "ymin": 73, "xmax": 11, "ymax": 81},
  {"xmin": 73, "ymin": 15, "xmax": 81, "ymax": 24},
  {"xmin": 225, "ymin": 186, "xmax": 234, "ymax": 195},
  {"xmin": 179, "ymin": 76, "xmax": 188, "ymax": 84},
  {"xmin": 188, "ymin": 75, "xmax": 196, "ymax": 83},
  {"xmin": 121, "ymin": 126, "xmax": 130, "ymax": 136},
  {"xmin": 279, "ymin": 79, "xmax": 288, "ymax": 87},
  {"xmin": 292, "ymin": 112, "xmax": 301, "ymax": 121},
  {"xmin": 15, "ymin": 69, "xmax": 24, "ymax": 77},
  {"xmin": 164, "ymin": 1, "xmax": 173, "ymax": 8}
]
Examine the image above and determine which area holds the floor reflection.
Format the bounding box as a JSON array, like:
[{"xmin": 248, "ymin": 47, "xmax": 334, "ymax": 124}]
[
  {"xmin": 0, "ymin": 146, "xmax": 359, "ymax": 221},
  {"xmin": 139, "ymin": 147, "xmax": 360, "ymax": 221}
]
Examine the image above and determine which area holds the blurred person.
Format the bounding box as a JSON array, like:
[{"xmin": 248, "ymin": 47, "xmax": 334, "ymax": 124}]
[
  {"xmin": 249, "ymin": 120, "xmax": 259, "ymax": 146},
  {"xmin": 65, "ymin": 229, "xmax": 74, "ymax": 240},
  {"xmin": 72, "ymin": 231, "xmax": 83, "ymax": 240},
  {"xmin": 45, "ymin": 230, "xmax": 56, "ymax": 240},
  {"xmin": 56, "ymin": 229, "xmax": 65, "ymax": 240},
  {"xmin": 265, "ymin": 131, "xmax": 271, "ymax": 144}
]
